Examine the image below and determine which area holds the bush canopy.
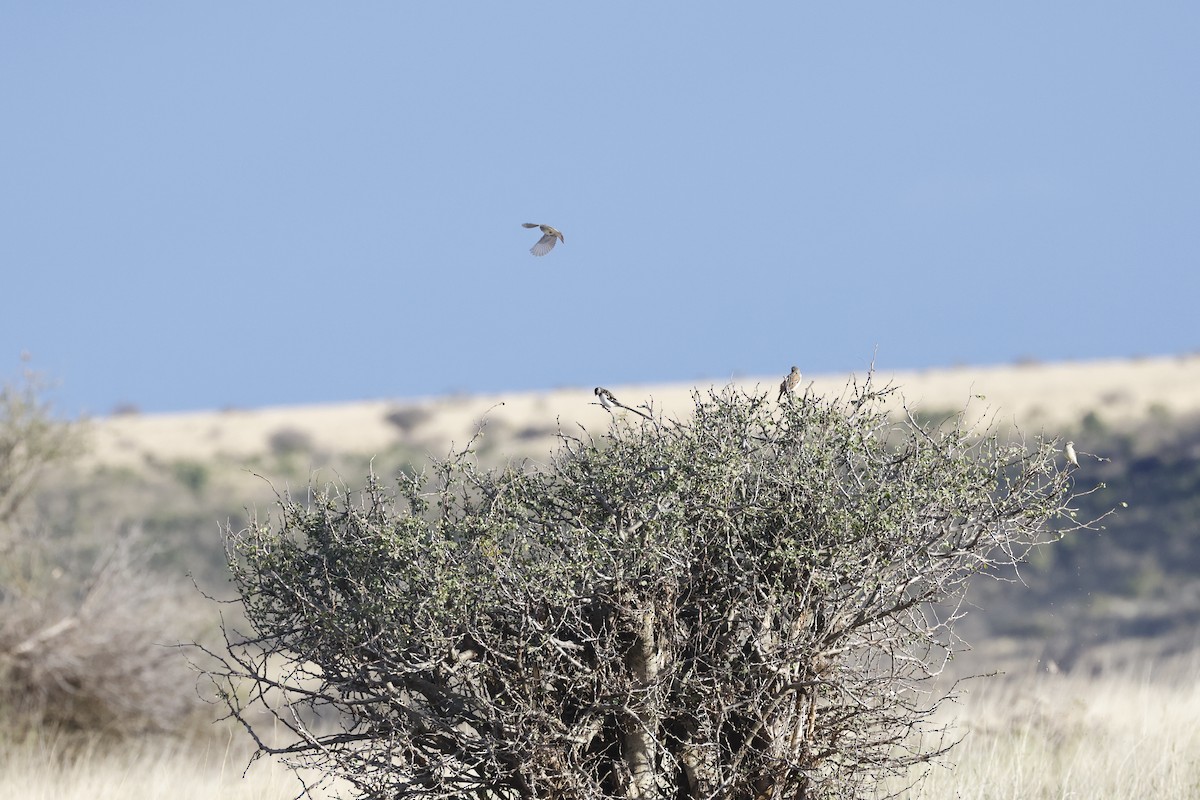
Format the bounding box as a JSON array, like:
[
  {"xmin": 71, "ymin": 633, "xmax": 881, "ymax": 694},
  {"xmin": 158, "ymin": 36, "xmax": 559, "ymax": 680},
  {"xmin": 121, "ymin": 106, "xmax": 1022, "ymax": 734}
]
[{"xmin": 202, "ymin": 380, "xmax": 1101, "ymax": 799}]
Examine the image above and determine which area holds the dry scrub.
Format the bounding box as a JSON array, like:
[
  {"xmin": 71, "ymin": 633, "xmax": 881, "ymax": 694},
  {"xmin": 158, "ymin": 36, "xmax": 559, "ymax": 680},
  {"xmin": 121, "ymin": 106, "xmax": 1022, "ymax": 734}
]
[
  {"xmin": 887, "ymin": 660, "xmax": 1200, "ymax": 799},
  {"xmin": 2, "ymin": 664, "xmax": 1196, "ymax": 800},
  {"xmin": 0, "ymin": 723, "xmax": 342, "ymax": 800}
]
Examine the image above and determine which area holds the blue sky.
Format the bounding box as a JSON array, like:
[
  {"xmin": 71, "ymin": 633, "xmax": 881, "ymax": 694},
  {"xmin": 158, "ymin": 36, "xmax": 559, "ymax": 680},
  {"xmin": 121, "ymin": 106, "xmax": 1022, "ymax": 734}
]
[{"xmin": 3, "ymin": 4, "xmax": 1197, "ymax": 415}]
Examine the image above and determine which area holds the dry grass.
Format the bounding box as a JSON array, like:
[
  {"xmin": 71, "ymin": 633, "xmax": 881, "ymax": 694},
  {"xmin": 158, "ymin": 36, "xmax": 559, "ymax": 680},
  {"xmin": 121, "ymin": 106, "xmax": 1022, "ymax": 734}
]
[
  {"xmin": 0, "ymin": 724, "xmax": 345, "ymax": 800},
  {"xmin": 889, "ymin": 659, "xmax": 1200, "ymax": 799},
  {"xmin": 5, "ymin": 661, "xmax": 1198, "ymax": 799}
]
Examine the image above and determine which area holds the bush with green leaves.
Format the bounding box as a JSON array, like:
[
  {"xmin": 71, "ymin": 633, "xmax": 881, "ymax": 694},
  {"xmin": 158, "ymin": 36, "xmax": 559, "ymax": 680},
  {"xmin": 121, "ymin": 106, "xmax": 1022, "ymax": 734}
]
[{"xmin": 203, "ymin": 380, "xmax": 1102, "ymax": 799}]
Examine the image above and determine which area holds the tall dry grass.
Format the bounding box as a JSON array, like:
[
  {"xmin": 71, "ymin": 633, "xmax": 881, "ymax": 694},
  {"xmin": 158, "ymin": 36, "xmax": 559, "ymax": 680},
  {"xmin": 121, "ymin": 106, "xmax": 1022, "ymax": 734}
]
[
  {"xmin": 889, "ymin": 659, "xmax": 1200, "ymax": 799},
  {"xmin": 0, "ymin": 724, "xmax": 344, "ymax": 800},
  {"xmin": 3, "ymin": 661, "xmax": 1198, "ymax": 799}
]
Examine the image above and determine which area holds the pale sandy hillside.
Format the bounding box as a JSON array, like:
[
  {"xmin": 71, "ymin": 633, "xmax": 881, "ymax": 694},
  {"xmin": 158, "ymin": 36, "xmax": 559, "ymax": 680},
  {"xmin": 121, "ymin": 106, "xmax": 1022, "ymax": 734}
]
[{"xmin": 85, "ymin": 355, "xmax": 1200, "ymax": 470}]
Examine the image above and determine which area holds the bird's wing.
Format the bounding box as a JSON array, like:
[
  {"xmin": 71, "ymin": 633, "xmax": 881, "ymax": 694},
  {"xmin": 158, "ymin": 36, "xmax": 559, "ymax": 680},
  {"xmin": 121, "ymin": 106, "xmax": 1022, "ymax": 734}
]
[
  {"xmin": 522, "ymin": 223, "xmax": 541, "ymax": 229},
  {"xmin": 531, "ymin": 234, "xmax": 558, "ymax": 256}
]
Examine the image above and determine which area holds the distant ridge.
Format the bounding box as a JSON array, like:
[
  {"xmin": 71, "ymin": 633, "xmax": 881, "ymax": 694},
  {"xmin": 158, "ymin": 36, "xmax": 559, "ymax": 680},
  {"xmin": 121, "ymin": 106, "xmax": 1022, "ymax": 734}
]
[{"xmin": 85, "ymin": 355, "xmax": 1200, "ymax": 469}]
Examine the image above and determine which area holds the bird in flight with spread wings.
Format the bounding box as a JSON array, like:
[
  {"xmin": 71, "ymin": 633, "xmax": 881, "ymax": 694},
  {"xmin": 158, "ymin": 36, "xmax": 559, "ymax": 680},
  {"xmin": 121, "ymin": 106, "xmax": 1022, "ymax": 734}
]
[{"xmin": 522, "ymin": 223, "xmax": 564, "ymax": 256}]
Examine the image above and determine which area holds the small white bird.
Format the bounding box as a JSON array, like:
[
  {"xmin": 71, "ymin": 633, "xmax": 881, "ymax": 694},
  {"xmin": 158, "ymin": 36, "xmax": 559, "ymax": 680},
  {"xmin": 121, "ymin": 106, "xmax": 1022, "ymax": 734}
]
[
  {"xmin": 1064, "ymin": 441, "xmax": 1079, "ymax": 468},
  {"xmin": 522, "ymin": 223, "xmax": 564, "ymax": 256},
  {"xmin": 594, "ymin": 386, "xmax": 618, "ymax": 410},
  {"xmin": 777, "ymin": 366, "xmax": 802, "ymax": 402}
]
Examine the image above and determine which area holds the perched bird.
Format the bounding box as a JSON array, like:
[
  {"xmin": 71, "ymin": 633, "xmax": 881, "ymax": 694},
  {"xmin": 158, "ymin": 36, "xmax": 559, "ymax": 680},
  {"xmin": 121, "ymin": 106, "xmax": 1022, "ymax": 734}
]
[
  {"xmin": 1064, "ymin": 441, "xmax": 1080, "ymax": 468},
  {"xmin": 777, "ymin": 366, "xmax": 802, "ymax": 402},
  {"xmin": 594, "ymin": 386, "xmax": 618, "ymax": 410},
  {"xmin": 522, "ymin": 223, "xmax": 564, "ymax": 256}
]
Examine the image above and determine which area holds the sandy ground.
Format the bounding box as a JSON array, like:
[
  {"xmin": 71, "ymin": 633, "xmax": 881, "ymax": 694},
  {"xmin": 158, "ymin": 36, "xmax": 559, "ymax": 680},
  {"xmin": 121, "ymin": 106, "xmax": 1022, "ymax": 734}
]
[{"xmin": 84, "ymin": 354, "xmax": 1200, "ymax": 469}]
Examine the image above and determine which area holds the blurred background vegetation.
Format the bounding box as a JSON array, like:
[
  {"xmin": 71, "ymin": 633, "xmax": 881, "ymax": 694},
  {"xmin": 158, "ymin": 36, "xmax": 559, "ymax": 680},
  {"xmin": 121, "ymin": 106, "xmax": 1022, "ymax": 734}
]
[{"xmin": 960, "ymin": 407, "xmax": 1200, "ymax": 674}]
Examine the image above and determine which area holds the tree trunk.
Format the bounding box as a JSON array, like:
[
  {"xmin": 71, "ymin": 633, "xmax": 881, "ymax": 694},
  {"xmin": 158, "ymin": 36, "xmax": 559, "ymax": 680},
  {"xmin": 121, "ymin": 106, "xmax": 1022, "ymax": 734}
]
[{"xmin": 623, "ymin": 604, "xmax": 662, "ymax": 800}]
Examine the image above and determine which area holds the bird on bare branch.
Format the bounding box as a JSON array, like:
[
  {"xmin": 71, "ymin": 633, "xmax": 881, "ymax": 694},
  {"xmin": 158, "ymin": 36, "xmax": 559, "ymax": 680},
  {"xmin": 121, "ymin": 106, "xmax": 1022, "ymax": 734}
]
[
  {"xmin": 522, "ymin": 223, "xmax": 564, "ymax": 257},
  {"xmin": 1064, "ymin": 440, "xmax": 1080, "ymax": 468},
  {"xmin": 594, "ymin": 387, "xmax": 618, "ymax": 411}
]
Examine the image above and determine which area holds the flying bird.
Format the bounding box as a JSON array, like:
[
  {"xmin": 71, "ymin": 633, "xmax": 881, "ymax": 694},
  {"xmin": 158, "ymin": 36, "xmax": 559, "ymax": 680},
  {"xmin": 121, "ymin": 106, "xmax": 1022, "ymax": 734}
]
[
  {"xmin": 777, "ymin": 366, "xmax": 802, "ymax": 402},
  {"xmin": 522, "ymin": 223, "xmax": 564, "ymax": 256},
  {"xmin": 595, "ymin": 386, "xmax": 618, "ymax": 410},
  {"xmin": 1064, "ymin": 441, "xmax": 1079, "ymax": 468}
]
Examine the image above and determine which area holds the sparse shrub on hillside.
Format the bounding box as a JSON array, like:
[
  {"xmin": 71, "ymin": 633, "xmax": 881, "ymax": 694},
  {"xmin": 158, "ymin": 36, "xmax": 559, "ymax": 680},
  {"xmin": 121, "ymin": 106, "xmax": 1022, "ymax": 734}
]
[
  {"xmin": 268, "ymin": 426, "xmax": 314, "ymax": 457},
  {"xmin": 170, "ymin": 460, "xmax": 210, "ymax": 496},
  {"xmin": 514, "ymin": 422, "xmax": 557, "ymax": 441},
  {"xmin": 0, "ymin": 364, "xmax": 197, "ymax": 736},
  {"xmin": 0, "ymin": 363, "xmax": 79, "ymax": 539},
  {"xmin": 0, "ymin": 532, "xmax": 197, "ymax": 735},
  {"xmin": 109, "ymin": 402, "xmax": 142, "ymax": 417},
  {"xmin": 384, "ymin": 406, "xmax": 433, "ymax": 434},
  {"xmin": 1080, "ymin": 410, "xmax": 1107, "ymax": 437},
  {"xmin": 200, "ymin": 378, "xmax": 1104, "ymax": 799}
]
